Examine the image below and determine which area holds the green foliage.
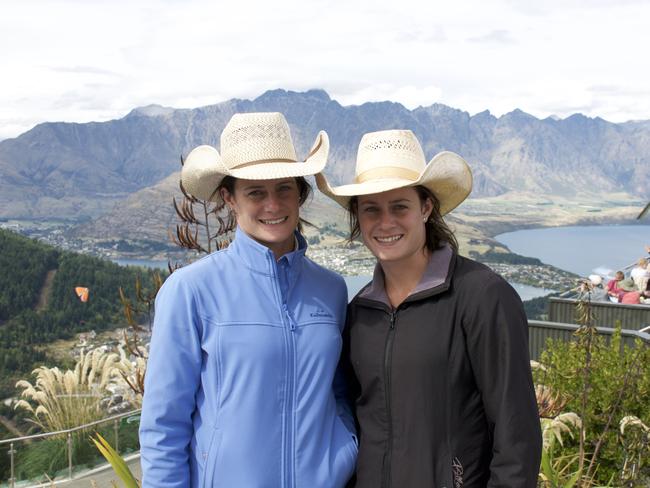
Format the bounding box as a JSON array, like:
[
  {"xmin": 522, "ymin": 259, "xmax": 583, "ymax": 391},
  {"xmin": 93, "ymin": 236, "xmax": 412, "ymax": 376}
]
[
  {"xmin": 0, "ymin": 229, "xmax": 164, "ymax": 398},
  {"xmin": 539, "ymin": 449, "xmax": 581, "ymax": 488},
  {"xmin": 1, "ymin": 417, "xmax": 140, "ymax": 483},
  {"xmin": 471, "ymin": 250, "xmax": 544, "ymax": 265},
  {"xmin": 535, "ymin": 326, "xmax": 650, "ymax": 484},
  {"xmin": 523, "ymin": 292, "xmax": 562, "ymax": 320},
  {"xmin": 0, "ymin": 229, "xmax": 58, "ymax": 321},
  {"xmin": 92, "ymin": 433, "xmax": 141, "ymax": 487}
]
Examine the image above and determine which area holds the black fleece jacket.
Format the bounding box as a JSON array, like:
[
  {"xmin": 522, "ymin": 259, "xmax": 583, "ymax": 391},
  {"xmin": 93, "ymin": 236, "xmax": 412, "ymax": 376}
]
[{"xmin": 344, "ymin": 247, "xmax": 542, "ymax": 488}]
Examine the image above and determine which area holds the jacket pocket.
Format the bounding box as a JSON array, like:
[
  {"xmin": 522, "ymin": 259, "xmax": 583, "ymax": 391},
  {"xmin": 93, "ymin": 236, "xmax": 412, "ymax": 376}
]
[
  {"xmin": 199, "ymin": 427, "xmax": 223, "ymax": 488},
  {"xmin": 334, "ymin": 415, "xmax": 358, "ymax": 484}
]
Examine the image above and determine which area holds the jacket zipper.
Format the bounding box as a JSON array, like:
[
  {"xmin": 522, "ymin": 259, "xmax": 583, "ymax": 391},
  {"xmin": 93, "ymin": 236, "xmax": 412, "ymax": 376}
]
[
  {"xmin": 271, "ymin": 253, "xmax": 297, "ymax": 488},
  {"xmin": 283, "ymin": 303, "xmax": 296, "ymax": 488},
  {"xmin": 382, "ymin": 310, "xmax": 397, "ymax": 488}
]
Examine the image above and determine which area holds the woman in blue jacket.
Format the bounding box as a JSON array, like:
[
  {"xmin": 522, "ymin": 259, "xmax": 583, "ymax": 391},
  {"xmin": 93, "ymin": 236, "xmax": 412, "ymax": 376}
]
[{"xmin": 139, "ymin": 112, "xmax": 357, "ymax": 488}]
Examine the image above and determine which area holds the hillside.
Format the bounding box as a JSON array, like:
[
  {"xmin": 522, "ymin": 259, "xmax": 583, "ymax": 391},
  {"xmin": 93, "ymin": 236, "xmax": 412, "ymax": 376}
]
[
  {"xmin": 0, "ymin": 229, "xmax": 163, "ymax": 398},
  {"xmin": 1, "ymin": 89, "xmax": 649, "ymax": 222}
]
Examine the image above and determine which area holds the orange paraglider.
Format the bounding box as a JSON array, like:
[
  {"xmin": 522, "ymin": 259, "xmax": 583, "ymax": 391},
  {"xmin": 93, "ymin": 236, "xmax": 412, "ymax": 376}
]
[{"xmin": 75, "ymin": 287, "xmax": 89, "ymax": 303}]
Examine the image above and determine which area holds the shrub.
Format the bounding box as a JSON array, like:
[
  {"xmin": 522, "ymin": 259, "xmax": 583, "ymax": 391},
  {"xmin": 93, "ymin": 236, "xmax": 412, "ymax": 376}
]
[{"xmin": 534, "ymin": 326, "xmax": 650, "ymax": 484}]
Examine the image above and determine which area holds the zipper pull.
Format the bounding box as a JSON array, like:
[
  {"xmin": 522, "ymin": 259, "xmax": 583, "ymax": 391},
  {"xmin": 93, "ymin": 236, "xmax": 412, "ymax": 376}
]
[
  {"xmin": 283, "ymin": 304, "xmax": 296, "ymax": 331},
  {"xmin": 389, "ymin": 311, "xmax": 396, "ymax": 329}
]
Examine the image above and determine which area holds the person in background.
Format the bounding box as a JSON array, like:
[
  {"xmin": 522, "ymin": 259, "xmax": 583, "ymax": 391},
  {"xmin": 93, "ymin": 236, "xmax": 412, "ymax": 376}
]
[
  {"xmin": 579, "ymin": 274, "xmax": 609, "ymax": 302},
  {"xmin": 630, "ymin": 257, "xmax": 649, "ymax": 291},
  {"xmin": 139, "ymin": 113, "xmax": 356, "ymax": 488},
  {"xmin": 317, "ymin": 129, "xmax": 541, "ymax": 488},
  {"xmin": 641, "ymin": 278, "xmax": 650, "ymax": 304},
  {"xmin": 617, "ymin": 276, "xmax": 639, "ymax": 304},
  {"xmin": 620, "ymin": 290, "xmax": 642, "ymax": 304},
  {"xmin": 607, "ymin": 271, "xmax": 626, "ymax": 302}
]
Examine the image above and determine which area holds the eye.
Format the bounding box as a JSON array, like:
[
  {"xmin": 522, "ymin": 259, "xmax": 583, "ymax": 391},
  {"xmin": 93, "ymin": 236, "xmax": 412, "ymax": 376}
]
[
  {"xmin": 247, "ymin": 190, "xmax": 265, "ymax": 198},
  {"xmin": 278, "ymin": 184, "xmax": 293, "ymax": 192},
  {"xmin": 393, "ymin": 204, "xmax": 409, "ymax": 211},
  {"xmin": 362, "ymin": 206, "xmax": 379, "ymax": 213}
]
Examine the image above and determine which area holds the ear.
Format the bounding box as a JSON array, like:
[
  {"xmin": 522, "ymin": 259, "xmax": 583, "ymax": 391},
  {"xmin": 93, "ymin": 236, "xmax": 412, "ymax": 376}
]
[
  {"xmin": 221, "ymin": 187, "xmax": 236, "ymax": 211},
  {"xmin": 421, "ymin": 196, "xmax": 433, "ymax": 220}
]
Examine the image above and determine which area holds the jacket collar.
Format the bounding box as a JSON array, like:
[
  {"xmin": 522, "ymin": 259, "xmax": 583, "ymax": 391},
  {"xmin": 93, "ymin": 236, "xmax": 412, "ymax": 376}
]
[
  {"xmin": 229, "ymin": 226, "xmax": 307, "ymax": 274},
  {"xmin": 357, "ymin": 243, "xmax": 455, "ymax": 308}
]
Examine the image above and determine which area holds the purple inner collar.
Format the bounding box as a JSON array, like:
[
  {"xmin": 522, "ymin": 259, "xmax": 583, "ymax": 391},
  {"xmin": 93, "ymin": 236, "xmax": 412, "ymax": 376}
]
[{"xmin": 359, "ymin": 244, "xmax": 453, "ymax": 307}]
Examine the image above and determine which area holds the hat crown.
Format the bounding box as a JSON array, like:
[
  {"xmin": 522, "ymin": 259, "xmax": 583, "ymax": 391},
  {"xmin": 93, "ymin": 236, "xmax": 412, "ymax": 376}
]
[
  {"xmin": 221, "ymin": 112, "xmax": 298, "ymax": 169},
  {"xmin": 355, "ymin": 130, "xmax": 426, "ymax": 183}
]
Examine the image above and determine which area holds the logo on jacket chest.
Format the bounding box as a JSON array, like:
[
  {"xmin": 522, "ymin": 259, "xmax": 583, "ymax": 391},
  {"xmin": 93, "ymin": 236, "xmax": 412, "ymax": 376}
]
[{"xmin": 309, "ymin": 307, "xmax": 334, "ymax": 318}]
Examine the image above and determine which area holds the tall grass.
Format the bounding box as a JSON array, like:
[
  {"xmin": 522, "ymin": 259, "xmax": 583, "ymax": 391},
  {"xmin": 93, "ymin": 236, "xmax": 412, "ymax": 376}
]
[{"xmin": 14, "ymin": 348, "xmax": 122, "ymax": 432}]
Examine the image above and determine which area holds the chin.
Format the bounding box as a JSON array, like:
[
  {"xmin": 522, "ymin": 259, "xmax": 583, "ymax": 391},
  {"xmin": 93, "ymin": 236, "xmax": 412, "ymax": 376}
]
[
  {"xmin": 261, "ymin": 226, "xmax": 295, "ymax": 242},
  {"xmin": 369, "ymin": 247, "xmax": 401, "ymax": 262}
]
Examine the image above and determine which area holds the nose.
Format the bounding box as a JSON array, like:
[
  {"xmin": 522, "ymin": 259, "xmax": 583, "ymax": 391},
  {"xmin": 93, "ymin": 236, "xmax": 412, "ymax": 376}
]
[
  {"xmin": 264, "ymin": 193, "xmax": 281, "ymax": 213},
  {"xmin": 377, "ymin": 208, "xmax": 395, "ymax": 228}
]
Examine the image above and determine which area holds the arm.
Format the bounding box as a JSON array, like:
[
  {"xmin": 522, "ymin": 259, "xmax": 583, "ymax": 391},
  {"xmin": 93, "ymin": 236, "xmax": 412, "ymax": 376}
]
[
  {"xmin": 332, "ymin": 283, "xmax": 357, "ymax": 439},
  {"xmin": 464, "ymin": 276, "xmax": 542, "ymax": 488},
  {"xmin": 139, "ymin": 274, "xmax": 203, "ymax": 488}
]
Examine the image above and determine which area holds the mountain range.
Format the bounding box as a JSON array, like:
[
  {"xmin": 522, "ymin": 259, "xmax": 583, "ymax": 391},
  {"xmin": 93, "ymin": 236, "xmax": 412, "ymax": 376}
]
[{"xmin": 1, "ymin": 88, "xmax": 648, "ymax": 225}]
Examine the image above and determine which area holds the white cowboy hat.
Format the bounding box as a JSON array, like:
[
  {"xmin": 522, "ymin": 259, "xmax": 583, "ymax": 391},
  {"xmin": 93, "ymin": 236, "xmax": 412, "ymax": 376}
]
[
  {"xmin": 316, "ymin": 129, "xmax": 473, "ymax": 215},
  {"xmin": 181, "ymin": 112, "xmax": 329, "ymax": 201}
]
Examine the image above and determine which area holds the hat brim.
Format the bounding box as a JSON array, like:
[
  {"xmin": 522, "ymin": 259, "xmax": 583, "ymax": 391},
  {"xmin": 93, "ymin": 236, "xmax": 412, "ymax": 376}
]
[
  {"xmin": 316, "ymin": 151, "xmax": 473, "ymax": 215},
  {"xmin": 181, "ymin": 131, "xmax": 329, "ymax": 201}
]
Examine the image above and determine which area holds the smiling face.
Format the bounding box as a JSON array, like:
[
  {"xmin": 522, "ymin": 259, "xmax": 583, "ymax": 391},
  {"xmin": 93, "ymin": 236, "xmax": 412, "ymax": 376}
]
[
  {"xmin": 356, "ymin": 186, "xmax": 433, "ymax": 265},
  {"xmin": 221, "ymin": 177, "xmax": 301, "ymax": 258}
]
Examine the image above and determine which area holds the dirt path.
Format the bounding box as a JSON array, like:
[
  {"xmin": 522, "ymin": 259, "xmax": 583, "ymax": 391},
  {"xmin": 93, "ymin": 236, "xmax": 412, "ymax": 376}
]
[{"xmin": 35, "ymin": 269, "xmax": 57, "ymax": 311}]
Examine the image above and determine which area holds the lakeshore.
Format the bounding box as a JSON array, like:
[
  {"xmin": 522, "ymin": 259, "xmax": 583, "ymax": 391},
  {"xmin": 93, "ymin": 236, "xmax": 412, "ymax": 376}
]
[{"xmin": 2, "ymin": 195, "xmax": 645, "ymax": 301}]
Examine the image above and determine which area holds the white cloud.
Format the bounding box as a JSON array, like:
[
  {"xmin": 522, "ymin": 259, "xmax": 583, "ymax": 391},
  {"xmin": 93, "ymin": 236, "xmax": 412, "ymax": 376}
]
[{"xmin": 1, "ymin": 0, "xmax": 649, "ymax": 139}]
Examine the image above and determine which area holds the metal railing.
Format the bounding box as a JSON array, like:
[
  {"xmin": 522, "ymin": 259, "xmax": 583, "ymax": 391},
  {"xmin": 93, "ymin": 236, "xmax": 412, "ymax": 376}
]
[
  {"xmin": 1, "ymin": 409, "xmax": 141, "ymax": 488},
  {"xmin": 528, "ymin": 319, "xmax": 650, "ymax": 360},
  {"xmin": 548, "ymin": 297, "xmax": 650, "ymax": 331},
  {"xmin": 2, "ymin": 318, "xmax": 649, "ymax": 485}
]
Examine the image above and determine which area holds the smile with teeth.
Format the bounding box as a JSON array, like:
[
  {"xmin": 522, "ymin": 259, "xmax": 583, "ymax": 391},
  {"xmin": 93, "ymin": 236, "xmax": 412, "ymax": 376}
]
[
  {"xmin": 375, "ymin": 234, "xmax": 403, "ymax": 243},
  {"xmin": 260, "ymin": 216, "xmax": 288, "ymax": 225}
]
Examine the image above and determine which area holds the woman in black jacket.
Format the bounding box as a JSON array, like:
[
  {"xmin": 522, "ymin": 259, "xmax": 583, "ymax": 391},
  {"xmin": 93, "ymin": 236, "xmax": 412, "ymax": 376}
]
[{"xmin": 317, "ymin": 129, "xmax": 542, "ymax": 488}]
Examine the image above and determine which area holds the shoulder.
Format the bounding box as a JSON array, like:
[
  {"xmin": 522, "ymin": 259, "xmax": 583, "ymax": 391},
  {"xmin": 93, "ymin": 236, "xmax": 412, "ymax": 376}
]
[
  {"xmin": 452, "ymin": 255, "xmax": 522, "ymax": 309},
  {"xmin": 159, "ymin": 249, "xmax": 229, "ymax": 294},
  {"xmin": 303, "ymin": 256, "xmax": 347, "ymax": 290},
  {"xmin": 453, "ymin": 255, "xmax": 511, "ymax": 292}
]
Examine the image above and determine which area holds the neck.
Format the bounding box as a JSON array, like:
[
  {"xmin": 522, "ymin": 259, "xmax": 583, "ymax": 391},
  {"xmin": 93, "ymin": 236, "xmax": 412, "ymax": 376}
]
[
  {"xmin": 269, "ymin": 235, "xmax": 297, "ymax": 260},
  {"xmin": 380, "ymin": 247, "xmax": 430, "ymax": 308}
]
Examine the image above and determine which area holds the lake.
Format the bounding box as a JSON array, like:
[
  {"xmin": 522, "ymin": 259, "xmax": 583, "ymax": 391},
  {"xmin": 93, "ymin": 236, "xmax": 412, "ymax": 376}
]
[
  {"xmin": 496, "ymin": 224, "xmax": 650, "ymax": 277},
  {"xmin": 342, "ymin": 276, "xmax": 553, "ymax": 302}
]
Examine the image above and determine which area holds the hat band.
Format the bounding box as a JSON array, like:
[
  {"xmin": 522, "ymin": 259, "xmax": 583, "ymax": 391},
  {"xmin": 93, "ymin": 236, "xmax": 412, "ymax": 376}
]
[
  {"xmin": 356, "ymin": 166, "xmax": 421, "ymax": 183},
  {"xmin": 229, "ymin": 157, "xmax": 297, "ymax": 170}
]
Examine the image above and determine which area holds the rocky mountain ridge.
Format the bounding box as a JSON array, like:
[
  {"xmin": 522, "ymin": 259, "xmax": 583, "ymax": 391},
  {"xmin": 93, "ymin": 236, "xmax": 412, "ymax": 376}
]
[{"xmin": 1, "ymin": 88, "xmax": 648, "ymax": 221}]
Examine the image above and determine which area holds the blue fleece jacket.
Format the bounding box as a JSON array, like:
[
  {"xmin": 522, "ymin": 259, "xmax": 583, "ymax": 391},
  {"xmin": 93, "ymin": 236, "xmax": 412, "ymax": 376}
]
[{"xmin": 139, "ymin": 228, "xmax": 356, "ymax": 487}]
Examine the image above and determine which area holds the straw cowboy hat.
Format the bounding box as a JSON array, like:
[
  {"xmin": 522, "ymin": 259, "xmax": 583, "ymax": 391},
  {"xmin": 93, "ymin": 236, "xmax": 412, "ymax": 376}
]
[
  {"xmin": 181, "ymin": 112, "xmax": 329, "ymax": 201},
  {"xmin": 316, "ymin": 129, "xmax": 473, "ymax": 215}
]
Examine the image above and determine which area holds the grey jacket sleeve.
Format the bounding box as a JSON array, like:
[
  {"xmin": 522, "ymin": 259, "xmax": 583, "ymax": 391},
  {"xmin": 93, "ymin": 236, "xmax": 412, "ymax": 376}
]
[{"xmin": 464, "ymin": 275, "xmax": 542, "ymax": 487}]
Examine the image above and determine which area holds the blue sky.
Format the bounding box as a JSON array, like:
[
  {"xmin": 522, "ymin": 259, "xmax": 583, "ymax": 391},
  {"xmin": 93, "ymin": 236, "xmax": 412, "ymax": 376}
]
[{"xmin": 1, "ymin": 0, "xmax": 649, "ymax": 139}]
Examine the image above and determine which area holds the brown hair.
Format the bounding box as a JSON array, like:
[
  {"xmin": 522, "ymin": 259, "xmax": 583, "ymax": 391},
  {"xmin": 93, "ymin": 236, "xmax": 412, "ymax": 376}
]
[
  {"xmin": 215, "ymin": 176, "xmax": 313, "ymax": 233},
  {"xmin": 347, "ymin": 185, "xmax": 458, "ymax": 253}
]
